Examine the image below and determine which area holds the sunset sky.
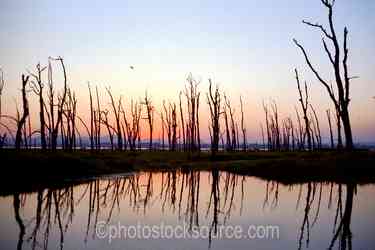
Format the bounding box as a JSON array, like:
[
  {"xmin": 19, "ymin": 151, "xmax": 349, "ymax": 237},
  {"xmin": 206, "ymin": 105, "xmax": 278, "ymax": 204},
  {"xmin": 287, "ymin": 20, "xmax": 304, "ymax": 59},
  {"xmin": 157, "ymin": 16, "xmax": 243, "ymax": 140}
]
[{"xmin": 0, "ymin": 0, "xmax": 374, "ymax": 143}]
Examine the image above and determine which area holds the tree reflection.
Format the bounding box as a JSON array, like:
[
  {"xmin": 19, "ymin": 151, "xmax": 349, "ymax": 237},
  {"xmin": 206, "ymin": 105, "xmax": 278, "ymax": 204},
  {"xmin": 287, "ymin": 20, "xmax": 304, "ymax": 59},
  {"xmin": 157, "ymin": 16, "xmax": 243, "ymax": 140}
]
[{"xmin": 10, "ymin": 172, "xmax": 359, "ymax": 250}]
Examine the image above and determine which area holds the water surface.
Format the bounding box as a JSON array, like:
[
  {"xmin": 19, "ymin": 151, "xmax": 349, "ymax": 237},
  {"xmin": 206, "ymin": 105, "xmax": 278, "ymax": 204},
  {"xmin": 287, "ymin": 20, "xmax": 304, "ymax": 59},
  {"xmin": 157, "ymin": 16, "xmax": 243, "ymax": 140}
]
[{"xmin": 0, "ymin": 170, "xmax": 374, "ymax": 250}]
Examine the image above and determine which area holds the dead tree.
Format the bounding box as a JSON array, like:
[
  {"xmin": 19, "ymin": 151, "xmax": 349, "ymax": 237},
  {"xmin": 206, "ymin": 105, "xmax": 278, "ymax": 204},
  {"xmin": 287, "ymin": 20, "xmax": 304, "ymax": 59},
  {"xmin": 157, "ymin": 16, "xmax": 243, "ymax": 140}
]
[
  {"xmin": 270, "ymin": 101, "xmax": 280, "ymax": 150},
  {"xmin": 224, "ymin": 95, "xmax": 237, "ymax": 151},
  {"xmin": 95, "ymin": 86, "xmax": 101, "ymax": 150},
  {"xmin": 100, "ymin": 110, "xmax": 115, "ymax": 150},
  {"xmin": 295, "ymin": 69, "xmax": 312, "ymax": 150},
  {"xmin": 163, "ymin": 101, "xmax": 177, "ymax": 151},
  {"xmin": 207, "ymin": 79, "xmax": 221, "ymax": 157},
  {"xmin": 326, "ymin": 109, "xmax": 334, "ymax": 149},
  {"xmin": 106, "ymin": 88, "xmax": 123, "ymax": 150},
  {"xmin": 15, "ymin": 75, "xmax": 30, "ymax": 149},
  {"xmin": 179, "ymin": 92, "xmax": 186, "ymax": 151},
  {"xmin": 293, "ymin": 0, "xmax": 355, "ymax": 149},
  {"xmin": 262, "ymin": 101, "xmax": 271, "ymax": 150},
  {"xmin": 309, "ymin": 105, "xmax": 321, "ymax": 149},
  {"xmin": 49, "ymin": 57, "xmax": 68, "ymax": 151},
  {"xmin": 0, "ymin": 68, "xmax": 4, "ymax": 120},
  {"xmin": 47, "ymin": 61, "xmax": 54, "ymax": 148},
  {"xmin": 184, "ymin": 74, "xmax": 200, "ymax": 152},
  {"xmin": 142, "ymin": 91, "xmax": 154, "ymax": 151},
  {"xmin": 223, "ymin": 100, "xmax": 232, "ymax": 151},
  {"xmin": 334, "ymin": 104, "xmax": 343, "ymax": 149},
  {"xmin": 63, "ymin": 89, "xmax": 77, "ymax": 150},
  {"xmin": 88, "ymin": 83, "xmax": 95, "ymax": 150},
  {"xmin": 240, "ymin": 96, "xmax": 247, "ymax": 151},
  {"xmin": 310, "ymin": 104, "xmax": 322, "ymax": 149},
  {"xmin": 30, "ymin": 63, "xmax": 48, "ymax": 150},
  {"xmin": 123, "ymin": 99, "xmax": 142, "ymax": 151},
  {"xmin": 295, "ymin": 107, "xmax": 304, "ymax": 150}
]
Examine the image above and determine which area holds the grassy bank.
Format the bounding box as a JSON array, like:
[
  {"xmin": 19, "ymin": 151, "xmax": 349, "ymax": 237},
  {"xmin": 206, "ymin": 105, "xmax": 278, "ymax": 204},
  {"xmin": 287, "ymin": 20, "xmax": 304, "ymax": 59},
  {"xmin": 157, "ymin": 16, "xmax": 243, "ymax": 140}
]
[{"xmin": 1, "ymin": 149, "xmax": 375, "ymax": 195}]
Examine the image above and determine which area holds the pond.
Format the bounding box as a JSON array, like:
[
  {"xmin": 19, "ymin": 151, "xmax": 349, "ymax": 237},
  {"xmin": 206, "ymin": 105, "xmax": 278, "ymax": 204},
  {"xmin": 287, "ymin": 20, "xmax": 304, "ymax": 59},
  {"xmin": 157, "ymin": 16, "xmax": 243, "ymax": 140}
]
[{"xmin": 0, "ymin": 170, "xmax": 374, "ymax": 250}]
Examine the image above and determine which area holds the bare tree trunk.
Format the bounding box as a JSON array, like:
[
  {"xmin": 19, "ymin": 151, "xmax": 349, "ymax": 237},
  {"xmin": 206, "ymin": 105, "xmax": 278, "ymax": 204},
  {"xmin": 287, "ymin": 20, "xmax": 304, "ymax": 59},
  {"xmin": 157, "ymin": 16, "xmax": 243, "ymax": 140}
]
[
  {"xmin": 88, "ymin": 84, "xmax": 94, "ymax": 150},
  {"xmin": 30, "ymin": 63, "xmax": 47, "ymax": 150},
  {"xmin": 293, "ymin": 0, "xmax": 354, "ymax": 149},
  {"xmin": 179, "ymin": 92, "xmax": 186, "ymax": 151},
  {"xmin": 106, "ymin": 88, "xmax": 123, "ymax": 150},
  {"xmin": 50, "ymin": 57, "xmax": 68, "ymax": 151},
  {"xmin": 143, "ymin": 91, "xmax": 154, "ymax": 151},
  {"xmin": 95, "ymin": 86, "xmax": 101, "ymax": 150},
  {"xmin": 326, "ymin": 109, "xmax": 334, "ymax": 149},
  {"xmin": 295, "ymin": 69, "xmax": 312, "ymax": 151},
  {"xmin": 207, "ymin": 79, "xmax": 221, "ymax": 157},
  {"xmin": 310, "ymin": 104, "xmax": 322, "ymax": 149},
  {"xmin": 335, "ymin": 106, "xmax": 343, "ymax": 150},
  {"xmin": 0, "ymin": 68, "xmax": 4, "ymax": 123},
  {"xmin": 240, "ymin": 96, "xmax": 247, "ymax": 151},
  {"xmin": 15, "ymin": 75, "xmax": 30, "ymax": 149}
]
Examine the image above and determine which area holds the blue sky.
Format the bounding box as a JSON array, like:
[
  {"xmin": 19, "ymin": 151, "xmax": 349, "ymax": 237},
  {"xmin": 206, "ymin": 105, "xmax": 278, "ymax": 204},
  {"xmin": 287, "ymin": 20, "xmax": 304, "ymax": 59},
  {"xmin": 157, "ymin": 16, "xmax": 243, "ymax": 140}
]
[{"xmin": 0, "ymin": 0, "xmax": 374, "ymax": 142}]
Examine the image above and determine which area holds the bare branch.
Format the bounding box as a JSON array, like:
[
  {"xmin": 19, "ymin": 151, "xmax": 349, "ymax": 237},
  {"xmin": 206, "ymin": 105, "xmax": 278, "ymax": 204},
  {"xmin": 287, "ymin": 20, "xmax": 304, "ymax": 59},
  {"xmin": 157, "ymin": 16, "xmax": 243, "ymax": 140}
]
[
  {"xmin": 302, "ymin": 20, "xmax": 333, "ymax": 40},
  {"xmin": 293, "ymin": 39, "xmax": 338, "ymax": 107}
]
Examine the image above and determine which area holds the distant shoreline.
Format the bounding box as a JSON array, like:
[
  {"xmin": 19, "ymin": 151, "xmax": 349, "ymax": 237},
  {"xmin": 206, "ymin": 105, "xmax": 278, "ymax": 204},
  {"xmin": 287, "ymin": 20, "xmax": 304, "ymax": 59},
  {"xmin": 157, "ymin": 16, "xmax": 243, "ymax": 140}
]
[{"xmin": 1, "ymin": 149, "xmax": 375, "ymax": 196}]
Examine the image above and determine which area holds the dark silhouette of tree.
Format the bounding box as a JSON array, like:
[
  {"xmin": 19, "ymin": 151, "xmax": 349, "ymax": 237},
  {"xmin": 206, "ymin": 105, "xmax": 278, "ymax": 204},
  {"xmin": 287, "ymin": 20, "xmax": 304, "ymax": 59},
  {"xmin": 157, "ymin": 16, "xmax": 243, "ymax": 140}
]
[
  {"xmin": 326, "ymin": 109, "xmax": 334, "ymax": 149},
  {"xmin": 293, "ymin": 0, "xmax": 355, "ymax": 149},
  {"xmin": 30, "ymin": 63, "xmax": 47, "ymax": 150},
  {"xmin": 49, "ymin": 57, "xmax": 68, "ymax": 151},
  {"xmin": 15, "ymin": 74, "xmax": 30, "ymax": 149},
  {"xmin": 13, "ymin": 194, "xmax": 25, "ymax": 250},
  {"xmin": 240, "ymin": 96, "xmax": 247, "ymax": 151},
  {"xmin": 0, "ymin": 68, "xmax": 4, "ymax": 121},
  {"xmin": 179, "ymin": 92, "xmax": 186, "ymax": 151},
  {"xmin": 295, "ymin": 69, "xmax": 312, "ymax": 150},
  {"xmin": 142, "ymin": 91, "xmax": 154, "ymax": 151},
  {"xmin": 207, "ymin": 79, "xmax": 221, "ymax": 157},
  {"xmin": 184, "ymin": 73, "xmax": 201, "ymax": 152},
  {"xmin": 106, "ymin": 87, "xmax": 123, "ymax": 150},
  {"xmin": 310, "ymin": 104, "xmax": 322, "ymax": 149}
]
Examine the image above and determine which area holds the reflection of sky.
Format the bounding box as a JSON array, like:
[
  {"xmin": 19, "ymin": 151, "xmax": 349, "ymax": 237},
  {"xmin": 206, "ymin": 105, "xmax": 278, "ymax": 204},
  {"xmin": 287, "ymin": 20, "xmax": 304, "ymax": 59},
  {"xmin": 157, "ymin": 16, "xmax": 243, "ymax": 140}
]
[
  {"xmin": 0, "ymin": 172, "xmax": 374, "ymax": 249},
  {"xmin": 0, "ymin": 0, "xmax": 374, "ymax": 142}
]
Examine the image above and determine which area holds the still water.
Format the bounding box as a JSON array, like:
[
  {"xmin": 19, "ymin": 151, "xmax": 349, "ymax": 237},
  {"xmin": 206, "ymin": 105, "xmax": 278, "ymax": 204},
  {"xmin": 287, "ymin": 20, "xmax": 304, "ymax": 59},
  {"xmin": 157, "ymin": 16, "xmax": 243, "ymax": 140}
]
[{"xmin": 0, "ymin": 170, "xmax": 374, "ymax": 250}]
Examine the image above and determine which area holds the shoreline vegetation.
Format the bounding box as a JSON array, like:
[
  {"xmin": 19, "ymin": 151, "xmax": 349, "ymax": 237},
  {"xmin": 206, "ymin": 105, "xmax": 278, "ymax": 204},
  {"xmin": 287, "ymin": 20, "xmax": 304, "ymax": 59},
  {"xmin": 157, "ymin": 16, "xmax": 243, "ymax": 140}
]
[{"xmin": 1, "ymin": 149, "xmax": 374, "ymax": 196}]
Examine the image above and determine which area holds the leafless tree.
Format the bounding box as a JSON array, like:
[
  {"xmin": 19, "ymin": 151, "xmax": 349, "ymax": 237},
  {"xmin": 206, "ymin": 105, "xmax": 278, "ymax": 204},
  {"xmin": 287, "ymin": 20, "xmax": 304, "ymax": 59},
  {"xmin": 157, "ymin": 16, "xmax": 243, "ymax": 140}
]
[
  {"xmin": 240, "ymin": 96, "xmax": 247, "ymax": 151},
  {"xmin": 49, "ymin": 57, "xmax": 68, "ymax": 151},
  {"xmin": 295, "ymin": 69, "xmax": 312, "ymax": 150},
  {"xmin": 262, "ymin": 101, "xmax": 271, "ymax": 150},
  {"xmin": 0, "ymin": 68, "xmax": 4, "ymax": 120},
  {"xmin": 163, "ymin": 101, "xmax": 178, "ymax": 151},
  {"xmin": 106, "ymin": 87, "xmax": 123, "ymax": 150},
  {"xmin": 310, "ymin": 104, "xmax": 322, "ymax": 149},
  {"xmin": 123, "ymin": 99, "xmax": 142, "ymax": 151},
  {"xmin": 95, "ymin": 86, "xmax": 101, "ymax": 150},
  {"xmin": 224, "ymin": 95, "xmax": 237, "ymax": 151},
  {"xmin": 15, "ymin": 74, "xmax": 30, "ymax": 149},
  {"xmin": 207, "ymin": 79, "xmax": 221, "ymax": 157},
  {"xmin": 88, "ymin": 83, "xmax": 95, "ymax": 150},
  {"xmin": 326, "ymin": 109, "xmax": 334, "ymax": 149},
  {"xmin": 100, "ymin": 110, "xmax": 115, "ymax": 150},
  {"xmin": 334, "ymin": 104, "xmax": 343, "ymax": 149},
  {"xmin": 142, "ymin": 91, "xmax": 154, "ymax": 151},
  {"xmin": 30, "ymin": 63, "xmax": 48, "ymax": 149},
  {"xmin": 179, "ymin": 92, "xmax": 186, "ymax": 151},
  {"xmin": 184, "ymin": 73, "xmax": 201, "ymax": 152},
  {"xmin": 293, "ymin": 0, "xmax": 355, "ymax": 149}
]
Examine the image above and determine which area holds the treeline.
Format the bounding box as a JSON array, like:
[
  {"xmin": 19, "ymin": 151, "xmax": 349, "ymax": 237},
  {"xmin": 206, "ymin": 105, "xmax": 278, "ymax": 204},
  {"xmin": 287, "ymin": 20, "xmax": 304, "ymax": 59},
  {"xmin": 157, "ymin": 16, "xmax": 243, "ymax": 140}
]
[
  {"xmin": 0, "ymin": 58, "xmax": 351, "ymax": 156},
  {"xmin": 0, "ymin": 61, "xmax": 251, "ymax": 155}
]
